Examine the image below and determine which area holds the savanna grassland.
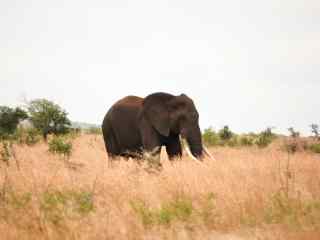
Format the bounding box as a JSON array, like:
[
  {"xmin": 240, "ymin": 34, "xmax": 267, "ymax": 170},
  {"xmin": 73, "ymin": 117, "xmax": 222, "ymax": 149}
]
[{"xmin": 1, "ymin": 134, "xmax": 320, "ymax": 240}]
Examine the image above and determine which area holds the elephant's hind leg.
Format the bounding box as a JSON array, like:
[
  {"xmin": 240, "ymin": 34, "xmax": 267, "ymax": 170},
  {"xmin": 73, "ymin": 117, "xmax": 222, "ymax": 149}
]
[{"xmin": 104, "ymin": 127, "xmax": 121, "ymax": 167}]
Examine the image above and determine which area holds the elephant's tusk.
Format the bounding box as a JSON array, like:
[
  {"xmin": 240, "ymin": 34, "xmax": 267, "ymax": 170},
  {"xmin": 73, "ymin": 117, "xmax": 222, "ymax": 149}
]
[
  {"xmin": 203, "ymin": 146, "xmax": 215, "ymax": 160},
  {"xmin": 184, "ymin": 145, "xmax": 201, "ymax": 163}
]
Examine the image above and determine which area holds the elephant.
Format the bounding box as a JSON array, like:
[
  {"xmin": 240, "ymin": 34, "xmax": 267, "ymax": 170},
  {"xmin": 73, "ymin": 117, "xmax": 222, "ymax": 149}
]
[{"xmin": 101, "ymin": 92, "xmax": 214, "ymax": 166}]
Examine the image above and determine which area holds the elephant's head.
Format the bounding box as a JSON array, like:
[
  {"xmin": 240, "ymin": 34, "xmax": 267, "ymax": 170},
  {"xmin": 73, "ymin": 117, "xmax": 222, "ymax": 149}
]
[{"xmin": 142, "ymin": 93, "xmax": 204, "ymax": 160}]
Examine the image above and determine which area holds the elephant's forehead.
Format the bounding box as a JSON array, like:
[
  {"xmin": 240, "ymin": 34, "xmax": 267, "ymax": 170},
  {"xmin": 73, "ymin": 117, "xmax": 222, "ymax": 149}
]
[{"xmin": 175, "ymin": 96, "xmax": 196, "ymax": 109}]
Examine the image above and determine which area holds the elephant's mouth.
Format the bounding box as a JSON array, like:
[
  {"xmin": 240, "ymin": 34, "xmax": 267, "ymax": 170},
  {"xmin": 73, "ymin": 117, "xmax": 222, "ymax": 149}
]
[{"xmin": 180, "ymin": 129, "xmax": 187, "ymax": 139}]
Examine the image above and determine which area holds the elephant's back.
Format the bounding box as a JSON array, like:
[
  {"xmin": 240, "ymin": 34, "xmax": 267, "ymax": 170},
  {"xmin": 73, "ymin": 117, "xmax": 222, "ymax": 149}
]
[
  {"xmin": 114, "ymin": 95, "xmax": 143, "ymax": 108},
  {"xmin": 103, "ymin": 95, "xmax": 143, "ymax": 124}
]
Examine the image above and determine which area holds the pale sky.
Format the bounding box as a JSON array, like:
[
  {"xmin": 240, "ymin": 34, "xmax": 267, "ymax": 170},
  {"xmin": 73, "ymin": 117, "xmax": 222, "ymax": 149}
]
[{"xmin": 1, "ymin": 0, "xmax": 319, "ymax": 135}]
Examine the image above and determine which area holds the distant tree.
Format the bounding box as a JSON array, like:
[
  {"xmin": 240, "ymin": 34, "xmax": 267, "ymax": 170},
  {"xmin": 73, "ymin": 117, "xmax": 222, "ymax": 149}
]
[
  {"xmin": 27, "ymin": 99, "xmax": 71, "ymax": 140},
  {"xmin": 264, "ymin": 127, "xmax": 275, "ymax": 137},
  {"xmin": 310, "ymin": 124, "xmax": 319, "ymax": 140},
  {"xmin": 0, "ymin": 106, "xmax": 28, "ymax": 138},
  {"xmin": 202, "ymin": 127, "xmax": 220, "ymax": 146},
  {"xmin": 218, "ymin": 125, "xmax": 233, "ymax": 141},
  {"xmin": 288, "ymin": 127, "xmax": 300, "ymax": 138}
]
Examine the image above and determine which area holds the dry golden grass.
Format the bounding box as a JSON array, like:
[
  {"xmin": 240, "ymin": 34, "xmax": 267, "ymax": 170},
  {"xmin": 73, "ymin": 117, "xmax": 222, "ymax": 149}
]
[{"xmin": 1, "ymin": 134, "xmax": 320, "ymax": 240}]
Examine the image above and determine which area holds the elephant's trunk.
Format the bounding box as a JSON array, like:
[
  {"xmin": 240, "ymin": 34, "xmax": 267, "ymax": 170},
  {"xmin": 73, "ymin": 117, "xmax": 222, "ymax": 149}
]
[{"xmin": 185, "ymin": 125, "xmax": 203, "ymax": 160}]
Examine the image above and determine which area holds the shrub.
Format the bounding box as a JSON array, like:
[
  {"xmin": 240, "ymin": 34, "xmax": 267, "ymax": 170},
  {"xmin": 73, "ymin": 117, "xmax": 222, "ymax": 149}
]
[
  {"xmin": 0, "ymin": 106, "xmax": 28, "ymax": 139},
  {"xmin": 199, "ymin": 192, "xmax": 219, "ymax": 227},
  {"xmin": 203, "ymin": 128, "xmax": 262, "ymax": 148},
  {"xmin": 202, "ymin": 127, "xmax": 220, "ymax": 146},
  {"xmin": 310, "ymin": 124, "xmax": 320, "ymax": 140},
  {"xmin": 0, "ymin": 187, "xmax": 32, "ymax": 212},
  {"xmin": 130, "ymin": 200, "xmax": 155, "ymax": 226},
  {"xmin": 264, "ymin": 191, "xmax": 320, "ymax": 227},
  {"xmin": 239, "ymin": 135, "xmax": 254, "ymax": 146},
  {"xmin": 264, "ymin": 191, "xmax": 299, "ymax": 225},
  {"xmin": 309, "ymin": 143, "xmax": 320, "ymax": 154},
  {"xmin": 131, "ymin": 196, "xmax": 194, "ymax": 227},
  {"xmin": 41, "ymin": 190, "xmax": 94, "ymax": 224},
  {"xmin": 86, "ymin": 127, "xmax": 102, "ymax": 135},
  {"xmin": 255, "ymin": 128, "xmax": 276, "ymax": 148},
  {"xmin": 0, "ymin": 141, "xmax": 12, "ymax": 165},
  {"xmin": 12, "ymin": 127, "xmax": 24, "ymax": 144},
  {"xmin": 64, "ymin": 128, "xmax": 81, "ymax": 140},
  {"xmin": 6, "ymin": 191, "xmax": 32, "ymax": 209},
  {"xmin": 48, "ymin": 136, "xmax": 72, "ymax": 158},
  {"xmin": 14, "ymin": 128, "xmax": 41, "ymax": 146},
  {"xmin": 25, "ymin": 128, "xmax": 41, "ymax": 145},
  {"xmin": 27, "ymin": 99, "xmax": 71, "ymax": 140},
  {"xmin": 68, "ymin": 128, "xmax": 81, "ymax": 137},
  {"xmin": 255, "ymin": 135, "xmax": 272, "ymax": 148},
  {"xmin": 164, "ymin": 197, "xmax": 193, "ymax": 222},
  {"xmin": 218, "ymin": 125, "xmax": 233, "ymax": 141},
  {"xmin": 288, "ymin": 127, "xmax": 300, "ymax": 138},
  {"xmin": 284, "ymin": 141, "xmax": 298, "ymax": 154},
  {"xmin": 283, "ymin": 139, "xmax": 308, "ymax": 154},
  {"xmin": 227, "ymin": 135, "xmax": 239, "ymax": 147}
]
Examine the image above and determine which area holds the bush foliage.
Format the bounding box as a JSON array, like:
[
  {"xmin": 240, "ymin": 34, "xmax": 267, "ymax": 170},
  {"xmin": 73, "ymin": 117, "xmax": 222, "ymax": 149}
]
[
  {"xmin": 86, "ymin": 127, "xmax": 102, "ymax": 135},
  {"xmin": 202, "ymin": 127, "xmax": 220, "ymax": 146},
  {"xmin": 48, "ymin": 136, "xmax": 72, "ymax": 158},
  {"xmin": 310, "ymin": 124, "xmax": 319, "ymax": 140},
  {"xmin": 14, "ymin": 127, "xmax": 41, "ymax": 146},
  {"xmin": 202, "ymin": 126, "xmax": 276, "ymax": 148},
  {"xmin": 309, "ymin": 143, "xmax": 320, "ymax": 154},
  {"xmin": 27, "ymin": 99, "xmax": 71, "ymax": 140},
  {"xmin": 0, "ymin": 106, "xmax": 28, "ymax": 139},
  {"xmin": 218, "ymin": 126, "xmax": 233, "ymax": 141},
  {"xmin": 0, "ymin": 141, "xmax": 13, "ymax": 165},
  {"xmin": 41, "ymin": 189, "xmax": 94, "ymax": 224},
  {"xmin": 131, "ymin": 196, "xmax": 195, "ymax": 226}
]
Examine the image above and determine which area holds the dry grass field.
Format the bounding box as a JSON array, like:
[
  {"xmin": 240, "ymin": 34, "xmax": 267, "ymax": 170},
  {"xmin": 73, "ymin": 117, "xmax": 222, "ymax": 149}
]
[{"xmin": 1, "ymin": 134, "xmax": 320, "ymax": 240}]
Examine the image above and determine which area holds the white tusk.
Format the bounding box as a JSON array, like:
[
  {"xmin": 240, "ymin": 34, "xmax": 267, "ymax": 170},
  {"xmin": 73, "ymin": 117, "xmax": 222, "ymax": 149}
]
[
  {"xmin": 184, "ymin": 145, "xmax": 201, "ymax": 163},
  {"xmin": 203, "ymin": 146, "xmax": 215, "ymax": 160}
]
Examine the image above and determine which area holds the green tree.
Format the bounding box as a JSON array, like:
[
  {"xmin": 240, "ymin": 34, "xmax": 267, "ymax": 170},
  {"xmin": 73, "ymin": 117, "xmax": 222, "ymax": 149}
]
[
  {"xmin": 255, "ymin": 127, "xmax": 276, "ymax": 148},
  {"xmin": 0, "ymin": 106, "xmax": 28, "ymax": 139},
  {"xmin": 27, "ymin": 99, "xmax": 71, "ymax": 140},
  {"xmin": 202, "ymin": 127, "xmax": 220, "ymax": 146},
  {"xmin": 218, "ymin": 125, "xmax": 233, "ymax": 141},
  {"xmin": 310, "ymin": 124, "xmax": 319, "ymax": 140},
  {"xmin": 288, "ymin": 127, "xmax": 300, "ymax": 138}
]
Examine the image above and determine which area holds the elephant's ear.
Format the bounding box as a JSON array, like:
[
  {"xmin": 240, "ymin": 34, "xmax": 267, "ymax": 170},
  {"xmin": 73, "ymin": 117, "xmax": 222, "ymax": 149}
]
[{"xmin": 143, "ymin": 94, "xmax": 171, "ymax": 137}]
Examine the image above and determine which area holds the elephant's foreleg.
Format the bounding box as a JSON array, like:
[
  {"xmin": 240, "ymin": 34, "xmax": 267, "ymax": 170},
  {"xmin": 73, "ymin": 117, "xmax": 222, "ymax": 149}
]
[{"xmin": 165, "ymin": 135, "xmax": 182, "ymax": 160}]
